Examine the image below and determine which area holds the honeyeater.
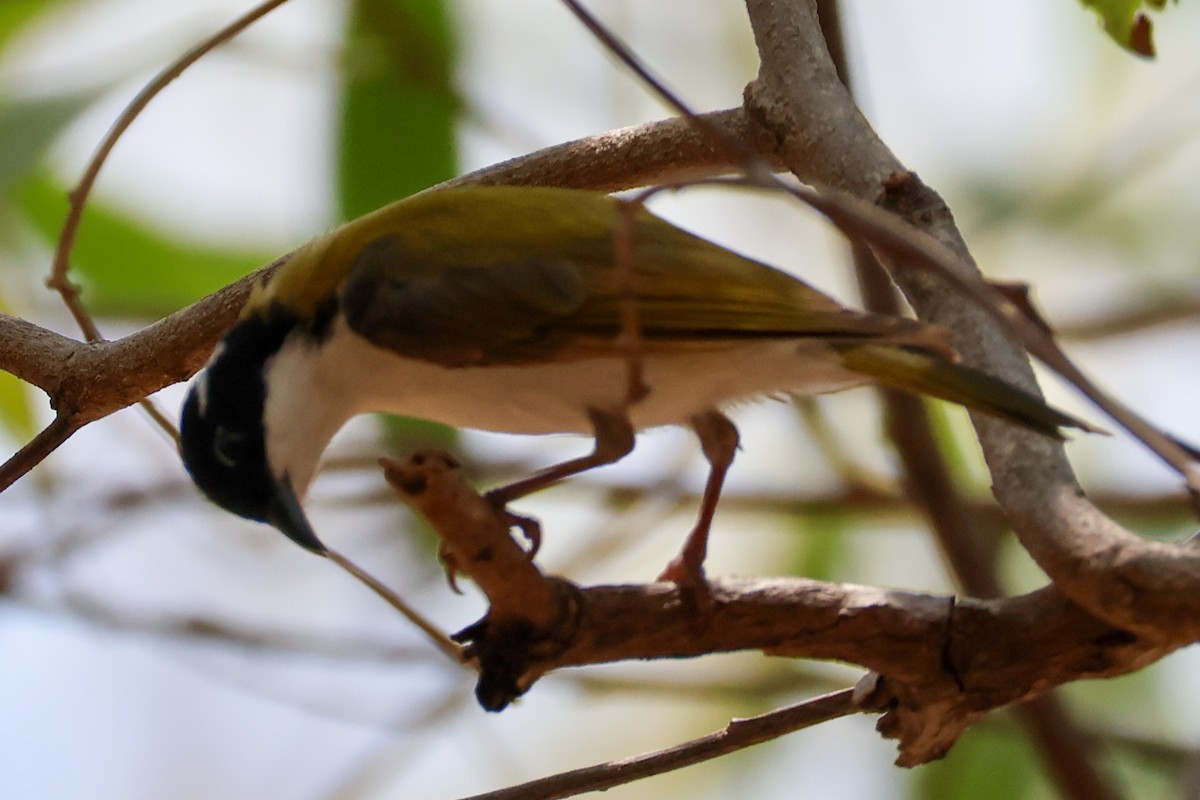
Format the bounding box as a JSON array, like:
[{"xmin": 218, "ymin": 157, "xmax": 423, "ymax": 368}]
[{"xmin": 180, "ymin": 185, "xmax": 1085, "ymax": 585}]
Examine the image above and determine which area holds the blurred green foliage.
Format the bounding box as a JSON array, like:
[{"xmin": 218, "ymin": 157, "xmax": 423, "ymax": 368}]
[
  {"xmin": 0, "ymin": 0, "xmax": 72, "ymax": 52},
  {"xmin": 337, "ymin": 0, "xmax": 458, "ymax": 219},
  {"xmin": 15, "ymin": 174, "xmax": 269, "ymax": 317},
  {"xmin": 0, "ymin": 91, "xmax": 97, "ymax": 191}
]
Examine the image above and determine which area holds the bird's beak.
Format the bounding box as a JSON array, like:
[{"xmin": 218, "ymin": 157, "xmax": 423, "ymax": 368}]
[{"xmin": 266, "ymin": 475, "xmax": 328, "ymax": 555}]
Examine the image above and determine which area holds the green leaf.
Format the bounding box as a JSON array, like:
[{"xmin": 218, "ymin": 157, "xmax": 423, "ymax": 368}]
[
  {"xmin": 15, "ymin": 174, "xmax": 269, "ymax": 317},
  {"xmin": 1079, "ymin": 0, "xmax": 1174, "ymax": 57},
  {"xmin": 337, "ymin": 0, "xmax": 459, "ymax": 219},
  {"xmin": 0, "ymin": 0, "xmax": 74, "ymax": 53}
]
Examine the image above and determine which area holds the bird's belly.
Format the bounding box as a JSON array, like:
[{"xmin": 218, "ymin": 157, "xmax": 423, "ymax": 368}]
[{"xmin": 324, "ymin": 331, "xmax": 868, "ymax": 435}]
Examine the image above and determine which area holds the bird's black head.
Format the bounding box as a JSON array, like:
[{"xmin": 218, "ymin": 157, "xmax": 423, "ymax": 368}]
[{"xmin": 180, "ymin": 309, "xmax": 327, "ymax": 554}]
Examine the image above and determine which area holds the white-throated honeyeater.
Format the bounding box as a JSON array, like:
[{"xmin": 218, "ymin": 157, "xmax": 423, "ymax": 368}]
[{"xmin": 180, "ymin": 185, "xmax": 1085, "ymax": 585}]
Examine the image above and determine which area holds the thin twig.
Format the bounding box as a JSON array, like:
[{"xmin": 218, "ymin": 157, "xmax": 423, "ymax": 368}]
[
  {"xmin": 51, "ymin": 590, "xmax": 436, "ymax": 662},
  {"xmin": 0, "ymin": 416, "xmax": 77, "ymax": 492},
  {"xmin": 1057, "ymin": 297, "xmax": 1200, "ymax": 340},
  {"xmin": 556, "ymin": 0, "xmax": 768, "ymax": 182},
  {"xmin": 139, "ymin": 398, "xmax": 180, "ymax": 446},
  {"xmin": 798, "ymin": 180, "xmax": 1200, "ymax": 494},
  {"xmin": 325, "ymin": 548, "xmax": 466, "ymax": 666},
  {"xmin": 45, "ymin": 0, "xmax": 294, "ymax": 442},
  {"xmin": 347, "ymin": 478, "xmax": 1196, "ymax": 538},
  {"xmin": 47, "ymin": 0, "xmax": 294, "ymax": 341},
  {"xmin": 457, "ymin": 688, "xmax": 860, "ymax": 800}
]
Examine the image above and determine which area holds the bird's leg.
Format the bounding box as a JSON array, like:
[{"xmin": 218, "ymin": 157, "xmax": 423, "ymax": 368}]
[
  {"xmin": 659, "ymin": 410, "xmax": 740, "ymax": 605},
  {"xmin": 486, "ymin": 407, "xmax": 635, "ymax": 507},
  {"xmin": 486, "ymin": 201, "xmax": 650, "ymax": 564}
]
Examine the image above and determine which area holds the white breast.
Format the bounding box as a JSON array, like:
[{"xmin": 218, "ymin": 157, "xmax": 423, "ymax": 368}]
[
  {"xmin": 345, "ymin": 321, "xmax": 865, "ymax": 429},
  {"xmin": 263, "ymin": 318, "xmax": 869, "ymax": 494}
]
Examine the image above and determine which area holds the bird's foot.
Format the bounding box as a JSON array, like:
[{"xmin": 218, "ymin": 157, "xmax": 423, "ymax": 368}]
[
  {"xmin": 483, "ymin": 491, "xmax": 543, "ymax": 561},
  {"xmin": 658, "ymin": 554, "xmax": 716, "ymax": 614},
  {"xmin": 504, "ymin": 508, "xmax": 543, "ymax": 560},
  {"xmin": 438, "ymin": 541, "xmax": 465, "ymax": 594}
]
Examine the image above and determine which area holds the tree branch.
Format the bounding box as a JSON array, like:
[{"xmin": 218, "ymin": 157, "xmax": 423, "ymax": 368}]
[
  {"xmin": 856, "ymin": 242, "xmax": 1122, "ymax": 798},
  {"xmin": 0, "ymin": 313, "xmax": 81, "ymax": 397},
  {"xmin": 0, "ymin": 416, "xmax": 78, "ymax": 493},
  {"xmin": 818, "ymin": 4, "xmax": 1115, "ymax": 780},
  {"xmin": 383, "ymin": 450, "xmax": 1179, "ymax": 766},
  {"xmin": 739, "ymin": 0, "xmax": 1200, "ymax": 641},
  {"xmin": 459, "ymin": 688, "xmax": 859, "ymax": 800},
  {"xmin": 447, "ymin": 108, "xmax": 773, "ymax": 192}
]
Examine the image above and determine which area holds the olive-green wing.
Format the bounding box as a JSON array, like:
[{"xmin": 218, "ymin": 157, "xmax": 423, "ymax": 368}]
[
  {"xmin": 324, "ymin": 185, "xmax": 1091, "ymax": 438},
  {"xmin": 340, "ymin": 234, "xmax": 590, "ymax": 366},
  {"xmin": 338, "ymin": 203, "xmax": 954, "ymax": 367},
  {"xmin": 564, "ymin": 214, "xmax": 950, "ymax": 351},
  {"xmin": 838, "ymin": 344, "xmax": 1095, "ymax": 436}
]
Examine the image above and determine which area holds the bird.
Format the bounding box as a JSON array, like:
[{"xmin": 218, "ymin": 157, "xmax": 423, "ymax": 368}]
[{"xmin": 180, "ymin": 184, "xmax": 1086, "ymax": 590}]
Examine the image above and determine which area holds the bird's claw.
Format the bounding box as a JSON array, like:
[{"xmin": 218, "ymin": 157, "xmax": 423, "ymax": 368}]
[
  {"xmin": 658, "ymin": 554, "xmax": 715, "ymax": 614},
  {"xmin": 438, "ymin": 542, "xmax": 464, "ymax": 594},
  {"xmin": 504, "ymin": 509, "xmax": 542, "ymax": 560}
]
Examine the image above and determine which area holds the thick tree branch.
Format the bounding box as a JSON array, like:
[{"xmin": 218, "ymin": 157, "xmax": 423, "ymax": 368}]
[
  {"xmin": 739, "ymin": 0, "xmax": 1200, "ymax": 641},
  {"xmin": 0, "ymin": 266, "xmax": 271, "ymax": 426},
  {"xmin": 0, "ymin": 313, "xmax": 81, "ymax": 397},
  {"xmin": 448, "ymin": 109, "xmax": 772, "ymax": 191},
  {"xmin": 385, "ymin": 450, "xmax": 1178, "ymax": 766},
  {"xmin": 855, "ymin": 247, "xmax": 1122, "ymax": 798}
]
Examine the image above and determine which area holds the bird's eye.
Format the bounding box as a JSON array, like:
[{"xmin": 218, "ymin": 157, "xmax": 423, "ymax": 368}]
[{"xmin": 213, "ymin": 425, "xmax": 248, "ymax": 468}]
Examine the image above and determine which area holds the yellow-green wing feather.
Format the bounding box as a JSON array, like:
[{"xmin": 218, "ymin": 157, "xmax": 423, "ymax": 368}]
[
  {"xmin": 260, "ymin": 185, "xmax": 1089, "ymax": 435},
  {"xmin": 283, "ymin": 186, "xmax": 953, "ymax": 364},
  {"xmin": 838, "ymin": 345, "xmax": 1090, "ymax": 437}
]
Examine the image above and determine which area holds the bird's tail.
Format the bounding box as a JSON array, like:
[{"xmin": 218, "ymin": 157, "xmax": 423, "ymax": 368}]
[{"xmin": 837, "ymin": 344, "xmax": 1098, "ymax": 437}]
